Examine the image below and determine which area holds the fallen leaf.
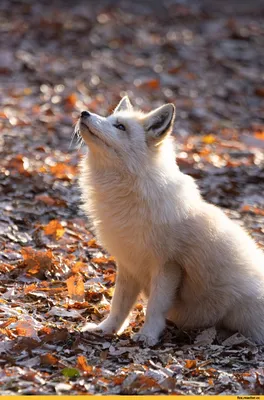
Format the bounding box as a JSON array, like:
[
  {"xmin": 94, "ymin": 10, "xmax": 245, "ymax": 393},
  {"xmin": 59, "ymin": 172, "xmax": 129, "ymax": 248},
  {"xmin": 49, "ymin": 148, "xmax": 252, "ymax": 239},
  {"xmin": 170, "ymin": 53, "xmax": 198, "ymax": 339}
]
[
  {"xmin": 254, "ymin": 131, "xmax": 264, "ymax": 140},
  {"xmin": 35, "ymin": 195, "xmax": 56, "ymax": 206},
  {"xmin": 66, "ymin": 274, "xmax": 85, "ymax": 303},
  {"xmin": 202, "ymin": 135, "xmax": 216, "ymax": 144},
  {"xmin": 21, "ymin": 247, "xmax": 53, "ymax": 277},
  {"xmin": 40, "ymin": 353, "xmax": 59, "ymax": 366},
  {"xmin": 240, "ymin": 205, "xmax": 264, "ymax": 216},
  {"xmin": 46, "ymin": 306, "xmax": 83, "ymax": 319},
  {"xmin": 194, "ymin": 327, "xmax": 216, "ymax": 346},
  {"xmin": 44, "ymin": 220, "xmax": 65, "ymax": 240},
  {"xmin": 15, "ymin": 321, "xmax": 38, "ymax": 339},
  {"xmin": 76, "ymin": 355, "xmax": 93, "ymax": 375},
  {"xmin": 62, "ymin": 368, "xmax": 80, "ymax": 378},
  {"xmin": 50, "ymin": 163, "xmax": 77, "ymax": 180},
  {"xmin": 185, "ymin": 360, "xmax": 197, "ymax": 369}
]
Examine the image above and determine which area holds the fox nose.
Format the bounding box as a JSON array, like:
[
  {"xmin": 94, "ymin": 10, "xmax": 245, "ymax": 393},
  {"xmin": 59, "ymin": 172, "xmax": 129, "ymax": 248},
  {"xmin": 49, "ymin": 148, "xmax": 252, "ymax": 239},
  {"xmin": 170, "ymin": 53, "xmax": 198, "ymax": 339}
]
[{"xmin": 81, "ymin": 111, "xmax": 90, "ymax": 118}]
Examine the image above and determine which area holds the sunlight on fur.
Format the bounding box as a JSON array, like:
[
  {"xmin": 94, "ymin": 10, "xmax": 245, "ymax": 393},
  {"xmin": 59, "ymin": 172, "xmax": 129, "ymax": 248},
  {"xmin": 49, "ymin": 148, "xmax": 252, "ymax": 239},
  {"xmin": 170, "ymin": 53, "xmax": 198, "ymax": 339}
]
[{"xmin": 76, "ymin": 96, "xmax": 264, "ymax": 346}]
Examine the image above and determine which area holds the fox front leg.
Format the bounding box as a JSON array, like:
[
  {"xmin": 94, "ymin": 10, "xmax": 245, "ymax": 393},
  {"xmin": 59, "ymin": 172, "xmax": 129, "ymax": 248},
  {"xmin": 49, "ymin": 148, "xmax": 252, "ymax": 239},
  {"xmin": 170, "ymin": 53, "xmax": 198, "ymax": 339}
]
[
  {"xmin": 82, "ymin": 267, "xmax": 140, "ymax": 335},
  {"xmin": 133, "ymin": 262, "xmax": 181, "ymax": 346}
]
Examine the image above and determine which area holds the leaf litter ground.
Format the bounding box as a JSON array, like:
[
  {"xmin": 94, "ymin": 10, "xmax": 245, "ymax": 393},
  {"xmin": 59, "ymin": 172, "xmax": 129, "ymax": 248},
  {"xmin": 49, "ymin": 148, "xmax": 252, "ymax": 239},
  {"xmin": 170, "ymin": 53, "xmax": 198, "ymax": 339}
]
[{"xmin": 0, "ymin": 0, "xmax": 264, "ymax": 395}]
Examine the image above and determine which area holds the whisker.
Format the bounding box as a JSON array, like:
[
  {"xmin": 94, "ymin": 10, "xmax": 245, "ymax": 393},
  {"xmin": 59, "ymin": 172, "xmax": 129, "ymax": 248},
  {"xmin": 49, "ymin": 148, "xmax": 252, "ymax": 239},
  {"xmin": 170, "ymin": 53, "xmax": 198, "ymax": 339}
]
[{"xmin": 69, "ymin": 122, "xmax": 83, "ymax": 150}]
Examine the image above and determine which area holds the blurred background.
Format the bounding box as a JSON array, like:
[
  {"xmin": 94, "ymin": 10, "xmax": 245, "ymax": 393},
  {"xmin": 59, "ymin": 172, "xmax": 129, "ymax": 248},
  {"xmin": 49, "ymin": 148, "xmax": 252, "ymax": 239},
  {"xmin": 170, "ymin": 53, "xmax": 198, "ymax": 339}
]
[
  {"xmin": 1, "ymin": 0, "xmax": 264, "ymax": 137},
  {"xmin": 0, "ymin": 0, "xmax": 263, "ymax": 252}
]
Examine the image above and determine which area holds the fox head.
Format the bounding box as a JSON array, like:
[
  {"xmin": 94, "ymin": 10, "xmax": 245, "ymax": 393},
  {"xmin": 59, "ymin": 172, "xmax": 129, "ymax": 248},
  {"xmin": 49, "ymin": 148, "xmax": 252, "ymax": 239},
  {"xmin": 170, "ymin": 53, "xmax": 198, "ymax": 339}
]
[{"xmin": 76, "ymin": 96, "xmax": 176, "ymax": 172}]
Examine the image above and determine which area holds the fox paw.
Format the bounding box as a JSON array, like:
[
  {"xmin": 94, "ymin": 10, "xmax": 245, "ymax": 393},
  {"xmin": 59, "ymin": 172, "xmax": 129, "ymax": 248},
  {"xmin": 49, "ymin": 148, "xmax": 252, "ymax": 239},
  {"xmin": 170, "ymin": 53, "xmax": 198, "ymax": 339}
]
[
  {"xmin": 81, "ymin": 322, "xmax": 101, "ymax": 333},
  {"xmin": 133, "ymin": 332, "xmax": 159, "ymax": 347},
  {"xmin": 81, "ymin": 321, "xmax": 116, "ymax": 335}
]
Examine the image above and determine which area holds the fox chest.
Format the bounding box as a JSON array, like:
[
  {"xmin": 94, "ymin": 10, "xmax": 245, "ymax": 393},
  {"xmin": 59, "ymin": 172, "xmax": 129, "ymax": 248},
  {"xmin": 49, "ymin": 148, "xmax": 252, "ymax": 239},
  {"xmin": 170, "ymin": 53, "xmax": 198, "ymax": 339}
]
[{"xmin": 92, "ymin": 198, "xmax": 156, "ymax": 267}]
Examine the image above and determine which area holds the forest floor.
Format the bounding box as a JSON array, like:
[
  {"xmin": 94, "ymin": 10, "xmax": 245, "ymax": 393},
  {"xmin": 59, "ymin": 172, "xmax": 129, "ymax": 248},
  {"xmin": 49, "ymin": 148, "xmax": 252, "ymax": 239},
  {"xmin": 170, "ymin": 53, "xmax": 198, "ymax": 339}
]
[{"xmin": 0, "ymin": 0, "xmax": 264, "ymax": 395}]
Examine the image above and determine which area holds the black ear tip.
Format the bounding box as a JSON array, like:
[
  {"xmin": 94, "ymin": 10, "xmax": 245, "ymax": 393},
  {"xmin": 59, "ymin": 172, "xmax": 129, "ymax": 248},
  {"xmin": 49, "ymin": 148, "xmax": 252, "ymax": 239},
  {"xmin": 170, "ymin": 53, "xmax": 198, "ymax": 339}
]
[{"xmin": 167, "ymin": 103, "xmax": 176, "ymax": 118}]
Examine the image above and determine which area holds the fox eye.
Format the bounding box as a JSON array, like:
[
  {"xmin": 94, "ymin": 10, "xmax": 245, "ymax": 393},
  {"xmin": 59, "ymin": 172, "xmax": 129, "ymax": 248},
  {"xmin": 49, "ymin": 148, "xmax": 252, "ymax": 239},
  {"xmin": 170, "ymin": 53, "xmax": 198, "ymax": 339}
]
[{"xmin": 114, "ymin": 123, "xmax": 126, "ymax": 131}]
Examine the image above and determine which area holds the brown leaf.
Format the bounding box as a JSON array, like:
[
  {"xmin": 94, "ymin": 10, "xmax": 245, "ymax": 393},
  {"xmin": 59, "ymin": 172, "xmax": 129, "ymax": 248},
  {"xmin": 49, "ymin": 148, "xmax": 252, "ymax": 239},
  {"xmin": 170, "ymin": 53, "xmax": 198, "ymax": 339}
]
[
  {"xmin": 255, "ymin": 88, "xmax": 264, "ymax": 97},
  {"xmin": 7, "ymin": 155, "xmax": 31, "ymax": 176},
  {"xmin": 41, "ymin": 328, "xmax": 69, "ymax": 343},
  {"xmin": 0, "ymin": 317, "xmax": 17, "ymax": 329},
  {"xmin": 66, "ymin": 274, "xmax": 85, "ymax": 303},
  {"xmin": 35, "ymin": 194, "xmax": 56, "ymax": 206},
  {"xmin": 136, "ymin": 78, "xmax": 160, "ymax": 90},
  {"xmin": 131, "ymin": 375, "xmax": 160, "ymax": 390},
  {"xmin": 40, "ymin": 353, "xmax": 59, "ymax": 366},
  {"xmin": 21, "ymin": 247, "xmax": 53, "ymax": 277}
]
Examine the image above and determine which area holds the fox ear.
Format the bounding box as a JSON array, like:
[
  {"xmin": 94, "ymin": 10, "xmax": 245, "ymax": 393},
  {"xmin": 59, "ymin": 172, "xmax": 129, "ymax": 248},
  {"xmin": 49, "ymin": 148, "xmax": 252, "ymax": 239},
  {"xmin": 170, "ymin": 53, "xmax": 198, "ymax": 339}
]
[
  {"xmin": 114, "ymin": 96, "xmax": 133, "ymax": 113},
  {"xmin": 144, "ymin": 103, "xmax": 175, "ymax": 145}
]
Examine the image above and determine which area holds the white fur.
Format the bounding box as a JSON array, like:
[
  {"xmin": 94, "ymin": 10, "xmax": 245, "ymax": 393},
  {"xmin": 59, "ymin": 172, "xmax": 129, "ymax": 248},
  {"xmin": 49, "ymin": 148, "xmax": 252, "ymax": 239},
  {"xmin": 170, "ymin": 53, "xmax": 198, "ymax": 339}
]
[{"xmin": 77, "ymin": 96, "xmax": 264, "ymax": 346}]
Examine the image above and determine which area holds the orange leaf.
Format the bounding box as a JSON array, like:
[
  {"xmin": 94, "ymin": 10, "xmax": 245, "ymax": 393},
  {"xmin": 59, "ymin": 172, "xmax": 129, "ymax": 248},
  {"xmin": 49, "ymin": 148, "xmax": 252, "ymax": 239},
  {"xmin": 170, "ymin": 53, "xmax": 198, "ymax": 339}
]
[
  {"xmin": 254, "ymin": 131, "xmax": 264, "ymax": 140},
  {"xmin": 44, "ymin": 220, "xmax": 65, "ymax": 240},
  {"xmin": 91, "ymin": 256, "xmax": 115, "ymax": 265},
  {"xmin": 241, "ymin": 205, "xmax": 264, "ymax": 216},
  {"xmin": 65, "ymin": 93, "xmax": 77, "ymax": 107},
  {"xmin": 66, "ymin": 274, "xmax": 85, "ymax": 302},
  {"xmin": 76, "ymin": 355, "xmax": 93, "ymax": 374},
  {"xmin": 21, "ymin": 247, "xmax": 53, "ymax": 276},
  {"xmin": 71, "ymin": 261, "xmax": 86, "ymax": 274},
  {"xmin": 88, "ymin": 238, "xmax": 99, "ymax": 248},
  {"xmin": 112, "ymin": 376, "xmax": 126, "ymax": 385},
  {"xmin": 104, "ymin": 273, "xmax": 116, "ymax": 284},
  {"xmin": 24, "ymin": 283, "xmax": 37, "ymax": 294},
  {"xmin": 0, "ymin": 317, "xmax": 17, "ymax": 329},
  {"xmin": 132, "ymin": 375, "xmax": 160, "ymax": 389},
  {"xmin": 185, "ymin": 359, "xmax": 197, "ymax": 369},
  {"xmin": 16, "ymin": 321, "xmax": 38, "ymax": 338},
  {"xmin": 50, "ymin": 163, "xmax": 77, "ymax": 181}
]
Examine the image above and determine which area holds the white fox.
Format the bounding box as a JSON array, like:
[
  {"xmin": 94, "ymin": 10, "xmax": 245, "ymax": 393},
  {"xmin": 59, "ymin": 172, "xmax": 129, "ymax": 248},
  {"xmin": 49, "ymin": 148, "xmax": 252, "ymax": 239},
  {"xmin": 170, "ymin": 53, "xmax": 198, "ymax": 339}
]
[{"xmin": 76, "ymin": 96, "xmax": 264, "ymax": 346}]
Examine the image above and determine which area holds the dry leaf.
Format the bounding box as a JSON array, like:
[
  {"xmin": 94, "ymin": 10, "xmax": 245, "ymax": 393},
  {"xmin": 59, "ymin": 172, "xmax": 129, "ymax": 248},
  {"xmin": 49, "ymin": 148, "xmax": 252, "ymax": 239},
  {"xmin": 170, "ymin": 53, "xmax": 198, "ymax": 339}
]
[
  {"xmin": 76, "ymin": 355, "xmax": 93, "ymax": 375},
  {"xmin": 66, "ymin": 274, "xmax": 85, "ymax": 303},
  {"xmin": 241, "ymin": 205, "xmax": 264, "ymax": 216},
  {"xmin": 185, "ymin": 360, "xmax": 197, "ymax": 369},
  {"xmin": 202, "ymin": 135, "xmax": 216, "ymax": 144},
  {"xmin": 50, "ymin": 163, "xmax": 77, "ymax": 180},
  {"xmin": 15, "ymin": 321, "xmax": 38, "ymax": 339},
  {"xmin": 44, "ymin": 220, "xmax": 65, "ymax": 240},
  {"xmin": 40, "ymin": 353, "xmax": 59, "ymax": 366},
  {"xmin": 21, "ymin": 247, "xmax": 53, "ymax": 276},
  {"xmin": 35, "ymin": 194, "xmax": 56, "ymax": 206}
]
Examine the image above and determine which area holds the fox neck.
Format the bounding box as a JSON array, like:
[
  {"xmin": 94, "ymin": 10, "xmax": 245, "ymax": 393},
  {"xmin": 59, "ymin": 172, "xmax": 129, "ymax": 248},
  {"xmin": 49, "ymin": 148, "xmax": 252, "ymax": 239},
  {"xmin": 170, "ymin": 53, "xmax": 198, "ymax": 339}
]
[
  {"xmin": 80, "ymin": 143, "xmax": 200, "ymax": 229},
  {"xmin": 84, "ymin": 140, "xmax": 181, "ymax": 191}
]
